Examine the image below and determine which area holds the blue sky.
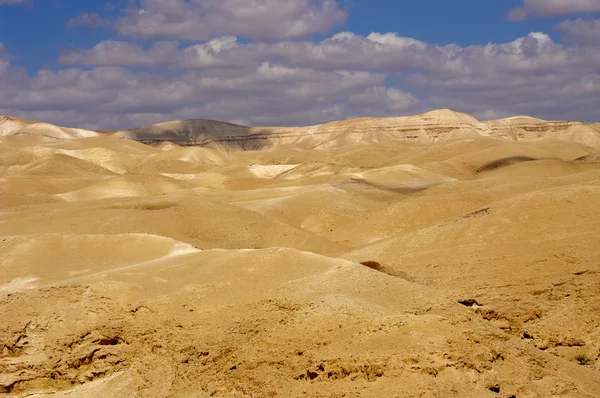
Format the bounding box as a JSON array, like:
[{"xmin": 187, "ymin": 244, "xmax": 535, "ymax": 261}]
[
  {"xmin": 1, "ymin": 0, "xmax": 600, "ymax": 129},
  {"xmin": 0, "ymin": 0, "xmax": 564, "ymax": 71}
]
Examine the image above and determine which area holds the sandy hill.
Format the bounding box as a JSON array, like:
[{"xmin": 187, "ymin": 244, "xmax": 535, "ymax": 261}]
[
  {"xmin": 486, "ymin": 115, "xmax": 600, "ymax": 145},
  {"xmin": 3, "ymin": 110, "xmax": 600, "ymax": 150},
  {"xmin": 1, "ymin": 112, "xmax": 600, "ymax": 397},
  {"xmin": 112, "ymin": 109, "xmax": 600, "ymax": 150},
  {"xmin": 0, "ymin": 115, "xmax": 99, "ymax": 140},
  {"xmin": 114, "ymin": 119, "xmax": 251, "ymax": 146}
]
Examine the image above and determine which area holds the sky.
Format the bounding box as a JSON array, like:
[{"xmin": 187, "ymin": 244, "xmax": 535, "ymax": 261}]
[{"xmin": 1, "ymin": 0, "xmax": 600, "ymax": 129}]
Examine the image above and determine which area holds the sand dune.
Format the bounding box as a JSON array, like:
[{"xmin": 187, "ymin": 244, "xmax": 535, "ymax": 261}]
[{"xmin": 1, "ymin": 113, "xmax": 600, "ymax": 397}]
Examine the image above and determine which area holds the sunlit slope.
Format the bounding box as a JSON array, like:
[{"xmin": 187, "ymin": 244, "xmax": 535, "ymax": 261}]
[
  {"xmin": 5, "ymin": 109, "xmax": 600, "ymax": 150},
  {"xmin": 1, "ymin": 115, "xmax": 600, "ymax": 397}
]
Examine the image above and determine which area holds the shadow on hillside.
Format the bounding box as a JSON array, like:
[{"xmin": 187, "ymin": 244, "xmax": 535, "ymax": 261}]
[
  {"xmin": 348, "ymin": 178, "xmax": 439, "ymax": 195},
  {"xmin": 475, "ymin": 156, "xmax": 540, "ymax": 173}
]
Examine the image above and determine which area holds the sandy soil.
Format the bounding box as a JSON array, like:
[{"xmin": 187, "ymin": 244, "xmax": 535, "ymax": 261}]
[{"xmin": 1, "ymin": 112, "xmax": 600, "ymax": 397}]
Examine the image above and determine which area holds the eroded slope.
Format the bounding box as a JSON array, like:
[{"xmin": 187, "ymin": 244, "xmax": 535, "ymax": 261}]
[{"xmin": 1, "ymin": 130, "xmax": 600, "ymax": 397}]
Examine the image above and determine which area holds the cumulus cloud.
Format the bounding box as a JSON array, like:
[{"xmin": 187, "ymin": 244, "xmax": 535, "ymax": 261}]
[
  {"xmin": 508, "ymin": 0, "xmax": 600, "ymax": 21},
  {"xmin": 66, "ymin": 12, "xmax": 112, "ymax": 29},
  {"xmin": 556, "ymin": 18, "xmax": 600, "ymax": 46},
  {"xmin": 60, "ymin": 33, "xmax": 434, "ymax": 72},
  {"xmin": 59, "ymin": 30, "xmax": 600, "ymax": 76},
  {"xmin": 345, "ymin": 87, "xmax": 421, "ymax": 118},
  {"xmin": 115, "ymin": 0, "xmax": 347, "ymax": 41},
  {"xmin": 1, "ymin": 52, "xmax": 392, "ymax": 129},
  {"xmin": 60, "ymin": 41, "xmax": 180, "ymax": 66},
  {"xmin": 4, "ymin": 29, "xmax": 600, "ymax": 129}
]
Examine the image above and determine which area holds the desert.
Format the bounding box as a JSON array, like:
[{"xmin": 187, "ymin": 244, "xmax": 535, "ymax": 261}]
[{"xmin": 0, "ymin": 109, "xmax": 599, "ymax": 397}]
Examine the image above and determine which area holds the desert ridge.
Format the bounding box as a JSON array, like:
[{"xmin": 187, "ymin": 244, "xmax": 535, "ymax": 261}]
[
  {"xmin": 3, "ymin": 109, "xmax": 600, "ymax": 150},
  {"xmin": 0, "ymin": 110, "xmax": 599, "ymax": 397},
  {"xmin": 113, "ymin": 109, "xmax": 600, "ymax": 149}
]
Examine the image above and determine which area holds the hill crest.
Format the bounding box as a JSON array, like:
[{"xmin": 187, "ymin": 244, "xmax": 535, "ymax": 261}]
[{"xmin": 2, "ymin": 110, "xmax": 600, "ymax": 150}]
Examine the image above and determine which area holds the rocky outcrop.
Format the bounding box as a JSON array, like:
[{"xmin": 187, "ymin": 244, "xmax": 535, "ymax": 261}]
[{"xmin": 487, "ymin": 116, "xmax": 600, "ymax": 147}]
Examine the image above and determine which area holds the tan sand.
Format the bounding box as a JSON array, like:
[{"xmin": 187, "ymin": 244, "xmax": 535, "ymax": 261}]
[{"xmin": 1, "ymin": 110, "xmax": 600, "ymax": 397}]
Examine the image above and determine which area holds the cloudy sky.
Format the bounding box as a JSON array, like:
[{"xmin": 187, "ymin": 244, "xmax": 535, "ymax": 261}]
[{"xmin": 1, "ymin": 0, "xmax": 600, "ymax": 129}]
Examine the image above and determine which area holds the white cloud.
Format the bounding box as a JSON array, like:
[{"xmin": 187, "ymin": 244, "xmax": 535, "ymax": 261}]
[
  {"xmin": 508, "ymin": 0, "xmax": 600, "ymax": 21},
  {"xmin": 60, "ymin": 41, "xmax": 180, "ymax": 66},
  {"xmin": 365, "ymin": 32, "xmax": 426, "ymax": 48},
  {"xmin": 60, "ymin": 33, "xmax": 433, "ymax": 72},
  {"xmin": 4, "ymin": 30, "xmax": 600, "ymax": 129},
  {"xmin": 66, "ymin": 12, "xmax": 112, "ymax": 29},
  {"xmin": 1, "ymin": 54, "xmax": 392, "ymax": 129},
  {"xmin": 556, "ymin": 18, "xmax": 600, "ymax": 46},
  {"xmin": 115, "ymin": 0, "xmax": 347, "ymax": 41},
  {"xmin": 346, "ymin": 87, "xmax": 421, "ymax": 118}
]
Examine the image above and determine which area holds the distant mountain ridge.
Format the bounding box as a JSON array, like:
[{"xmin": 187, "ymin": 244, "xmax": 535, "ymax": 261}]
[{"xmin": 2, "ymin": 110, "xmax": 600, "ymax": 150}]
